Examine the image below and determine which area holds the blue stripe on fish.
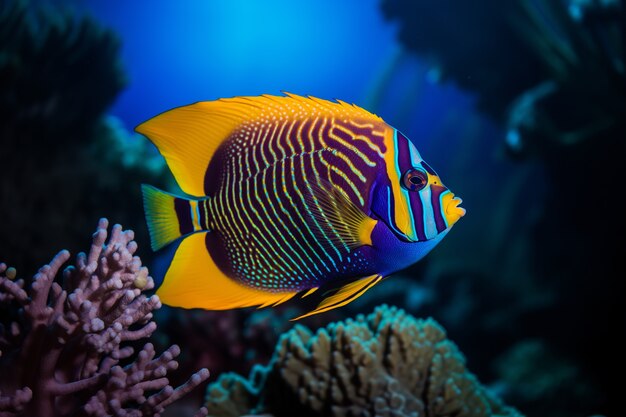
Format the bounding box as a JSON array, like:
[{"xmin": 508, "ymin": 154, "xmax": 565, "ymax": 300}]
[{"xmin": 431, "ymin": 186, "xmax": 448, "ymax": 233}]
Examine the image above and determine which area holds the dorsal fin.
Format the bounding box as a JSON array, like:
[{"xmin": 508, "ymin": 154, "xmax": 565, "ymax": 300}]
[
  {"xmin": 292, "ymin": 274, "xmax": 383, "ymax": 320},
  {"xmin": 135, "ymin": 94, "xmax": 384, "ymax": 197}
]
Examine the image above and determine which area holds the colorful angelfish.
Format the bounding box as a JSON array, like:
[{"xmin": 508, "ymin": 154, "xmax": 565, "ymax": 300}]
[{"xmin": 138, "ymin": 93, "xmax": 465, "ymax": 320}]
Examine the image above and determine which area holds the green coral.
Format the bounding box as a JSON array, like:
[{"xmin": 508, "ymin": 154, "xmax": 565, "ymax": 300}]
[{"xmin": 205, "ymin": 305, "xmax": 523, "ymax": 417}]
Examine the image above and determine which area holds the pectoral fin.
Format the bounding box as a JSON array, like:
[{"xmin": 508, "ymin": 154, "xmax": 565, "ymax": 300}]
[
  {"xmin": 306, "ymin": 181, "xmax": 378, "ymax": 250},
  {"xmin": 292, "ymin": 274, "xmax": 383, "ymax": 320}
]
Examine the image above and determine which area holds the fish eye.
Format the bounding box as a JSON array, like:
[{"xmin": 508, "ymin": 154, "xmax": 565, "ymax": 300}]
[{"xmin": 402, "ymin": 168, "xmax": 428, "ymax": 191}]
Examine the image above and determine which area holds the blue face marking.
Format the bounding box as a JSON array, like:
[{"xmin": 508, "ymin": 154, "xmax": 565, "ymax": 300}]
[
  {"xmin": 386, "ymin": 187, "xmax": 404, "ymax": 237},
  {"xmin": 370, "ymin": 219, "xmax": 451, "ymax": 275}
]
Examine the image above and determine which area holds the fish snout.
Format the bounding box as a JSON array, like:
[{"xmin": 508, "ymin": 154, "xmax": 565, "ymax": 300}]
[{"xmin": 442, "ymin": 192, "xmax": 466, "ymax": 226}]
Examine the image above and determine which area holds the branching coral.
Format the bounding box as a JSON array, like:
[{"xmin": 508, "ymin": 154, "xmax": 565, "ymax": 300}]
[
  {"xmin": 156, "ymin": 309, "xmax": 283, "ymax": 389},
  {"xmin": 0, "ymin": 219, "xmax": 209, "ymax": 417},
  {"xmin": 204, "ymin": 305, "xmax": 523, "ymax": 417},
  {"xmin": 155, "ymin": 305, "xmax": 328, "ymax": 392}
]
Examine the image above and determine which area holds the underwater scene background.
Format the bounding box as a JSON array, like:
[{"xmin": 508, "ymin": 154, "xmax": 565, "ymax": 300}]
[{"xmin": 0, "ymin": 0, "xmax": 623, "ymax": 416}]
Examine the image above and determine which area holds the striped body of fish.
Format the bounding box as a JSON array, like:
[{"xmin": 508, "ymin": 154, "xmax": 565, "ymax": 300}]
[{"xmin": 138, "ymin": 94, "xmax": 465, "ymax": 319}]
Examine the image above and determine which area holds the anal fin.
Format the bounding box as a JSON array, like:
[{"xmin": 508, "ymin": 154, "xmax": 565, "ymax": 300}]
[
  {"xmin": 256, "ymin": 292, "xmax": 298, "ymax": 308},
  {"xmin": 157, "ymin": 233, "xmax": 298, "ymax": 310},
  {"xmin": 301, "ymin": 287, "xmax": 319, "ymax": 298},
  {"xmin": 292, "ymin": 274, "xmax": 383, "ymax": 320}
]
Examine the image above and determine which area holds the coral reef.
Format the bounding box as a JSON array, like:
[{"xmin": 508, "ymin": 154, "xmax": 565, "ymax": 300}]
[
  {"xmin": 0, "ymin": 219, "xmax": 209, "ymax": 417},
  {"xmin": 381, "ymin": 0, "xmax": 543, "ymax": 119},
  {"xmin": 379, "ymin": 2, "xmax": 624, "ymax": 415},
  {"xmin": 0, "ymin": 0, "xmax": 171, "ymax": 275},
  {"xmin": 156, "ymin": 302, "xmax": 343, "ymax": 397},
  {"xmin": 0, "ymin": 0, "xmax": 124, "ymax": 137},
  {"xmin": 381, "ymin": 0, "xmax": 624, "ymax": 156},
  {"xmin": 204, "ymin": 305, "xmax": 522, "ymax": 417},
  {"xmin": 156, "ymin": 309, "xmax": 286, "ymax": 385},
  {"xmin": 492, "ymin": 340, "xmax": 602, "ymax": 417},
  {"xmin": 503, "ymin": 0, "xmax": 624, "ymax": 157}
]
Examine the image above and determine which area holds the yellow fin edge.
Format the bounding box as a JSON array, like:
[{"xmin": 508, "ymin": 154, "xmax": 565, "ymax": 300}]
[
  {"xmin": 136, "ymin": 94, "xmax": 384, "ymax": 197},
  {"xmin": 156, "ymin": 233, "xmax": 298, "ymax": 310},
  {"xmin": 291, "ymin": 274, "xmax": 383, "ymax": 321}
]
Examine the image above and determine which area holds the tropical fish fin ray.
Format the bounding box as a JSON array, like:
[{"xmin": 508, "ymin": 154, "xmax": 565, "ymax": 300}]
[
  {"xmin": 136, "ymin": 94, "xmax": 384, "ymax": 196},
  {"xmin": 135, "ymin": 102, "xmax": 245, "ymax": 196},
  {"xmin": 306, "ymin": 181, "xmax": 378, "ymax": 250},
  {"xmin": 142, "ymin": 184, "xmax": 185, "ymax": 251},
  {"xmin": 292, "ymin": 274, "xmax": 383, "ymax": 320},
  {"xmin": 271, "ymin": 292, "xmax": 298, "ymax": 307},
  {"xmin": 282, "ymin": 92, "xmax": 384, "ymax": 121},
  {"xmin": 157, "ymin": 233, "xmax": 298, "ymax": 310}
]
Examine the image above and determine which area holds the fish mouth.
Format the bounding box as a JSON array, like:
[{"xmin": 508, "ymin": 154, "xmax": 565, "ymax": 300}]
[{"xmin": 442, "ymin": 193, "xmax": 466, "ymax": 226}]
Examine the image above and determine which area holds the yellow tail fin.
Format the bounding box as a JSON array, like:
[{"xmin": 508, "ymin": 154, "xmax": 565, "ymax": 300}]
[{"xmin": 142, "ymin": 184, "xmax": 185, "ymax": 251}]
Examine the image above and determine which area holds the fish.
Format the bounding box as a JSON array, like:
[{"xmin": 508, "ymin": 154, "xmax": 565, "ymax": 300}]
[{"xmin": 138, "ymin": 93, "xmax": 465, "ymax": 320}]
